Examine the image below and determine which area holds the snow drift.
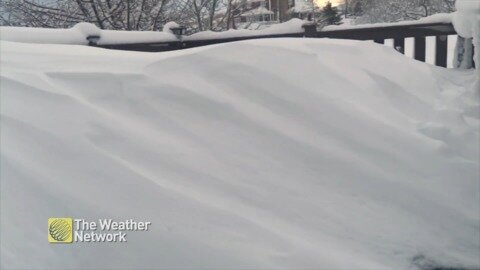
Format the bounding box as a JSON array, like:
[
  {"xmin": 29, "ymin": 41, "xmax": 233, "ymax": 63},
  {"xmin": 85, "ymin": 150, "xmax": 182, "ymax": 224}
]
[{"xmin": 0, "ymin": 38, "xmax": 479, "ymax": 269}]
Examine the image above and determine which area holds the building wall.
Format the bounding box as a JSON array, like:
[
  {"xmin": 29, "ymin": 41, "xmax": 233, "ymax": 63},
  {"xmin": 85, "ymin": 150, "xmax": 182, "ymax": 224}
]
[{"xmin": 269, "ymin": 0, "xmax": 292, "ymax": 22}]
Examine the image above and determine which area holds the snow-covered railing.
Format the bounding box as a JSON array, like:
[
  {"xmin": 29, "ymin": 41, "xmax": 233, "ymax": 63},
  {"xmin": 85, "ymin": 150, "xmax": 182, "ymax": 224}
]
[
  {"xmin": 93, "ymin": 14, "xmax": 470, "ymax": 69},
  {"xmin": 309, "ymin": 17, "xmax": 458, "ymax": 68},
  {"xmin": 0, "ymin": 22, "xmax": 180, "ymax": 46},
  {"xmin": 97, "ymin": 19, "xmax": 307, "ymax": 52},
  {"xmin": 1, "ymin": 9, "xmax": 476, "ymax": 69},
  {"xmin": 95, "ymin": 18, "xmax": 462, "ymax": 68}
]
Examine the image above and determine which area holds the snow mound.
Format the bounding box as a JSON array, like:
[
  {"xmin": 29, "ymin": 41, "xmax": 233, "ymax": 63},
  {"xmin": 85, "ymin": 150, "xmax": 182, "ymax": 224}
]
[
  {"xmin": 0, "ymin": 39, "xmax": 478, "ymax": 269},
  {"xmin": 0, "ymin": 22, "xmax": 178, "ymax": 45},
  {"xmin": 0, "ymin": 24, "xmax": 92, "ymax": 45},
  {"xmin": 453, "ymin": 0, "xmax": 480, "ymax": 38},
  {"xmin": 163, "ymin": 21, "xmax": 181, "ymax": 34},
  {"xmin": 72, "ymin": 22, "xmax": 102, "ymax": 37}
]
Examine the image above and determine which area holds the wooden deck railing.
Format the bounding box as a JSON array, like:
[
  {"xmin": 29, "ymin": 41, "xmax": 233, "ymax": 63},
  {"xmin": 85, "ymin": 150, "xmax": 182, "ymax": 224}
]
[{"xmin": 311, "ymin": 23, "xmax": 457, "ymax": 68}]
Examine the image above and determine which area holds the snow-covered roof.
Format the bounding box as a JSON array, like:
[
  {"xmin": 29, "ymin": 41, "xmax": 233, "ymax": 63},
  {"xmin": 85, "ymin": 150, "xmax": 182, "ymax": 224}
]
[
  {"xmin": 238, "ymin": 21, "xmax": 277, "ymax": 30},
  {"xmin": 289, "ymin": 0, "xmax": 315, "ymax": 13},
  {"xmin": 241, "ymin": 6, "xmax": 274, "ymax": 16}
]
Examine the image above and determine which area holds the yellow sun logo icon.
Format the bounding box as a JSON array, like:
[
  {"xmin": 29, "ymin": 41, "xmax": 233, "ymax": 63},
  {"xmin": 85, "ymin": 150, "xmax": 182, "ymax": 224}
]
[{"xmin": 48, "ymin": 218, "xmax": 73, "ymax": 243}]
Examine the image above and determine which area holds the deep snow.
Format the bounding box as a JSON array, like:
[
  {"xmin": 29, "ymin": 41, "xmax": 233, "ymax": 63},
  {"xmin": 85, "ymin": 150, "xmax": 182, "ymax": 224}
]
[{"xmin": 0, "ymin": 38, "xmax": 479, "ymax": 269}]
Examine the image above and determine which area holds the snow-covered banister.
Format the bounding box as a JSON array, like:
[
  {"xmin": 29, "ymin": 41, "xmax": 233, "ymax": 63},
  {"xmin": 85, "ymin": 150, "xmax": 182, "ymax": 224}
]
[
  {"xmin": 1, "ymin": 13, "xmax": 475, "ymax": 70},
  {"xmin": 0, "ymin": 22, "xmax": 180, "ymax": 46},
  {"xmin": 314, "ymin": 13, "xmax": 457, "ymax": 67},
  {"xmin": 94, "ymin": 19, "xmax": 307, "ymax": 52},
  {"xmin": 93, "ymin": 14, "xmax": 472, "ymax": 69}
]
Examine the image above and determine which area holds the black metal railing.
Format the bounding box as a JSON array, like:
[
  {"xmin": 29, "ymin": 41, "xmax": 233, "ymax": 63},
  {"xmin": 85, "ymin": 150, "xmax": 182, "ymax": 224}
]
[{"xmin": 312, "ymin": 23, "xmax": 457, "ymax": 67}]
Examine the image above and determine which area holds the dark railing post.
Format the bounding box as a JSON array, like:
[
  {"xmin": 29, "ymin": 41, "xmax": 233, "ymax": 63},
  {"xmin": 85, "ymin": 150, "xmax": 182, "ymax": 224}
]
[
  {"xmin": 414, "ymin": 37, "xmax": 426, "ymax": 62},
  {"xmin": 394, "ymin": 38, "xmax": 405, "ymax": 54},
  {"xmin": 435, "ymin": 35, "xmax": 448, "ymax": 67},
  {"xmin": 374, "ymin": 38, "xmax": 384, "ymax": 44},
  {"xmin": 474, "ymin": 44, "xmax": 477, "ymax": 69},
  {"xmin": 86, "ymin": 35, "xmax": 100, "ymax": 46},
  {"xmin": 454, "ymin": 37, "xmax": 475, "ymax": 69},
  {"xmin": 302, "ymin": 23, "xmax": 318, "ymax": 38}
]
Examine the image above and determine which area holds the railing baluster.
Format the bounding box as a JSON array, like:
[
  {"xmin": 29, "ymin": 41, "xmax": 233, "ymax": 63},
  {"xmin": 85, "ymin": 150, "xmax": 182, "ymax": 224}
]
[
  {"xmin": 435, "ymin": 35, "xmax": 448, "ymax": 67},
  {"xmin": 414, "ymin": 37, "xmax": 426, "ymax": 62},
  {"xmin": 472, "ymin": 43, "xmax": 476, "ymax": 69},
  {"xmin": 394, "ymin": 38, "xmax": 405, "ymax": 54}
]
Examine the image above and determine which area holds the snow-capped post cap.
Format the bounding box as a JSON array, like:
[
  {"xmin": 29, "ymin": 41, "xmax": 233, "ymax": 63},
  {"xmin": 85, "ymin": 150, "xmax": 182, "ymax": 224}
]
[
  {"xmin": 72, "ymin": 22, "xmax": 102, "ymax": 45},
  {"xmin": 302, "ymin": 22, "xmax": 318, "ymax": 38},
  {"xmin": 163, "ymin": 22, "xmax": 185, "ymax": 37}
]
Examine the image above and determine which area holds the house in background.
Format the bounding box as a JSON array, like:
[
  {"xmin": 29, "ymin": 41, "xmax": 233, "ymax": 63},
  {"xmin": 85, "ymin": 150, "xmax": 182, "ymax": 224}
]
[
  {"xmin": 236, "ymin": 0, "xmax": 293, "ymax": 25},
  {"xmin": 239, "ymin": 0, "xmax": 275, "ymax": 23},
  {"xmin": 287, "ymin": 0, "xmax": 319, "ymax": 20},
  {"xmin": 235, "ymin": 0, "xmax": 320, "ymax": 29},
  {"xmin": 270, "ymin": 0, "xmax": 294, "ymax": 22}
]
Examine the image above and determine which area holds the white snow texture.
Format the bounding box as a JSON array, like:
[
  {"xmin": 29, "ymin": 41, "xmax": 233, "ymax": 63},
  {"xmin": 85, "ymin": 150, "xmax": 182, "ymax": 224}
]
[
  {"xmin": 0, "ymin": 38, "xmax": 479, "ymax": 270},
  {"xmin": 0, "ymin": 22, "xmax": 178, "ymax": 45}
]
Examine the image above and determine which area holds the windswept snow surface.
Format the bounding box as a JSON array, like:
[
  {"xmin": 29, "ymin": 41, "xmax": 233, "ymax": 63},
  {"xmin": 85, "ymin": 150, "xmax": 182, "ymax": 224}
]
[{"xmin": 0, "ymin": 38, "xmax": 479, "ymax": 269}]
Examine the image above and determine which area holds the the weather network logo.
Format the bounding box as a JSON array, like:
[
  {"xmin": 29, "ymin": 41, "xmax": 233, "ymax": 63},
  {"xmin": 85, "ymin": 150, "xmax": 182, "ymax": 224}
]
[
  {"xmin": 48, "ymin": 217, "xmax": 152, "ymax": 243},
  {"xmin": 48, "ymin": 218, "xmax": 73, "ymax": 243}
]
